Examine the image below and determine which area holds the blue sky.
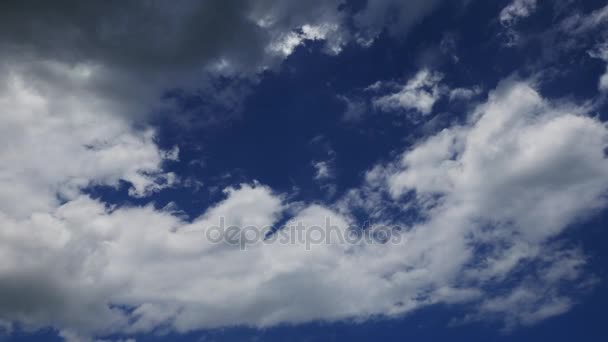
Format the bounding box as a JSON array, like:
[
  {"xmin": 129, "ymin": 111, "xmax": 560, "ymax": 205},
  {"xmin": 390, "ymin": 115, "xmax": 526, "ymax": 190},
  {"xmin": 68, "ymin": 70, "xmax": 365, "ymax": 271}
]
[{"xmin": 1, "ymin": 0, "xmax": 608, "ymax": 341}]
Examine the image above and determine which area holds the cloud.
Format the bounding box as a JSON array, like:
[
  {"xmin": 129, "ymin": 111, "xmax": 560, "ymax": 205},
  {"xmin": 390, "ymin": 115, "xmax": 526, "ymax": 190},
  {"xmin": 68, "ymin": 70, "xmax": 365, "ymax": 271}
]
[
  {"xmin": 0, "ymin": 0, "xmax": 345, "ymax": 76},
  {"xmin": 0, "ymin": 184, "xmax": 285, "ymax": 336},
  {"xmin": 601, "ymin": 71, "xmax": 608, "ymax": 92},
  {"xmin": 313, "ymin": 161, "xmax": 333, "ymax": 180},
  {"xmin": 588, "ymin": 44, "xmax": 608, "ymax": 92},
  {"xmin": 268, "ymin": 23, "xmax": 345, "ymax": 56},
  {"xmin": 455, "ymin": 247, "xmax": 595, "ymax": 331},
  {"xmin": 342, "ymin": 78, "xmax": 608, "ymax": 325},
  {"xmin": 498, "ymin": 0, "xmax": 537, "ymax": 46},
  {"xmin": 0, "ymin": 66, "xmax": 176, "ymax": 218},
  {"xmin": 385, "ymin": 80, "xmax": 608, "ymax": 241},
  {"xmin": 500, "ymin": 0, "xmax": 537, "ymax": 26},
  {"xmin": 0, "ymin": 0, "xmax": 351, "ymax": 128},
  {"xmin": 449, "ymin": 86, "xmax": 482, "ymax": 102},
  {"xmin": 560, "ymin": 4, "xmax": 608, "ymax": 35},
  {"xmin": 0, "ymin": 0, "xmax": 457, "ymax": 127},
  {"xmin": 372, "ymin": 69, "xmax": 445, "ymax": 115},
  {"xmin": 0, "ymin": 320, "xmax": 11, "ymax": 335},
  {"xmin": 1, "ymin": 2, "xmax": 608, "ymax": 340},
  {"xmin": 2, "ymin": 77, "xmax": 607, "ymax": 341}
]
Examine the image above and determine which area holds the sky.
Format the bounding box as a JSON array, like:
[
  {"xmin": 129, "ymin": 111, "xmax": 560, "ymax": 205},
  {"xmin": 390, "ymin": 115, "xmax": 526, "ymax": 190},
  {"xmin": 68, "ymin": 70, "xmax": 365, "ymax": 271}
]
[{"xmin": 1, "ymin": 0, "xmax": 608, "ymax": 341}]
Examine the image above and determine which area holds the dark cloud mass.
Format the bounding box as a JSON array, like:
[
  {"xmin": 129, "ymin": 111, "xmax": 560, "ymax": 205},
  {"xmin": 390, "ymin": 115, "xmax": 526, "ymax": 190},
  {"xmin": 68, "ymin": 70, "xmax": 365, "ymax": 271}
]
[
  {"xmin": 0, "ymin": 0, "xmax": 456, "ymax": 124},
  {"xmin": 0, "ymin": 0, "xmax": 321, "ymax": 71},
  {"xmin": 0, "ymin": 0, "xmax": 347, "ymax": 123}
]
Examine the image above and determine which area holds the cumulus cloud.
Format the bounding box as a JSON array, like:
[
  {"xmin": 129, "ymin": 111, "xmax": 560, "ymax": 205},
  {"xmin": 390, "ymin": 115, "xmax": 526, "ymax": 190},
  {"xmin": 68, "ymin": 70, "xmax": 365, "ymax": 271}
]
[
  {"xmin": 2, "ymin": 2, "xmax": 608, "ymax": 341},
  {"xmin": 385, "ymin": 80, "xmax": 608, "ymax": 241},
  {"xmin": 372, "ymin": 69, "xmax": 445, "ymax": 115},
  {"xmin": 0, "ymin": 67, "xmax": 177, "ymax": 218},
  {"xmin": 2, "ymin": 77, "xmax": 607, "ymax": 341},
  {"xmin": 342, "ymin": 79, "xmax": 608, "ymax": 325}
]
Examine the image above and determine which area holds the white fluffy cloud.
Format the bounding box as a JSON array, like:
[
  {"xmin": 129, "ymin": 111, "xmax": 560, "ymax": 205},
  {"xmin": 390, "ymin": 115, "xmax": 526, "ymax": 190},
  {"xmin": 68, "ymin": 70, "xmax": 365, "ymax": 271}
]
[
  {"xmin": 0, "ymin": 64, "xmax": 177, "ymax": 336},
  {"xmin": 2, "ymin": 73, "xmax": 607, "ymax": 341},
  {"xmin": 1, "ymin": 2, "xmax": 608, "ymax": 340},
  {"xmin": 342, "ymin": 78, "xmax": 608, "ymax": 326},
  {"xmin": 0, "ymin": 65, "xmax": 176, "ymax": 219},
  {"xmin": 386, "ymin": 80, "xmax": 608, "ymax": 241},
  {"xmin": 0, "ymin": 2, "xmax": 472, "ymax": 338}
]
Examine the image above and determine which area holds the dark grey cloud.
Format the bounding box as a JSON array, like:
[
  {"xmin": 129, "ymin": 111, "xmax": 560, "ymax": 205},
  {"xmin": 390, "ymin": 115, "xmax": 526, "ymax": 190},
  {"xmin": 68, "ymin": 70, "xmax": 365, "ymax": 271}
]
[
  {"xmin": 0, "ymin": 0, "xmax": 347, "ymax": 123},
  {"xmin": 0, "ymin": 0, "xmax": 456, "ymax": 122},
  {"xmin": 0, "ymin": 0, "xmax": 334, "ymax": 73}
]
